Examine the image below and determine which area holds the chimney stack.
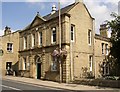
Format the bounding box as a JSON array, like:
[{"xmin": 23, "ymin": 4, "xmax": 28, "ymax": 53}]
[
  {"xmin": 100, "ymin": 24, "xmax": 108, "ymax": 38},
  {"xmin": 51, "ymin": 5, "xmax": 57, "ymax": 14},
  {"xmin": 75, "ymin": 0, "xmax": 83, "ymax": 3},
  {"xmin": 4, "ymin": 26, "xmax": 11, "ymax": 35}
]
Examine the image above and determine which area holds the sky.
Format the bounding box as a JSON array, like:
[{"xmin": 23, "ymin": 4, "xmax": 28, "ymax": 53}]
[{"xmin": 1, "ymin": 0, "xmax": 120, "ymax": 36}]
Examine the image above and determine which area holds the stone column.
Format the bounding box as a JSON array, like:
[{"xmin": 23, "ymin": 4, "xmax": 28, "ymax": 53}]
[
  {"xmin": 62, "ymin": 45, "xmax": 70, "ymax": 83},
  {"xmin": 41, "ymin": 50, "xmax": 46, "ymax": 79},
  {"xmin": 29, "ymin": 55, "xmax": 35, "ymax": 78}
]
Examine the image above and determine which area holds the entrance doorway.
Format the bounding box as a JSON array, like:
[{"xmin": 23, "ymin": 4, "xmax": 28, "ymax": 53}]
[
  {"xmin": 35, "ymin": 56, "xmax": 41, "ymax": 79},
  {"xmin": 37, "ymin": 63, "xmax": 41, "ymax": 79}
]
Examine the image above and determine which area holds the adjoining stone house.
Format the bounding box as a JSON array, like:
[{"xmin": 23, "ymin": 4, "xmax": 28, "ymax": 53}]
[
  {"xmin": 95, "ymin": 24, "xmax": 111, "ymax": 78},
  {"xmin": 1, "ymin": 26, "xmax": 20, "ymax": 76},
  {"xmin": 19, "ymin": 1, "xmax": 95, "ymax": 83}
]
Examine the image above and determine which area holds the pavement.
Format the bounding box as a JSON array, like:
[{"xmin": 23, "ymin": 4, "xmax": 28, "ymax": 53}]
[{"xmin": 2, "ymin": 76, "xmax": 120, "ymax": 91}]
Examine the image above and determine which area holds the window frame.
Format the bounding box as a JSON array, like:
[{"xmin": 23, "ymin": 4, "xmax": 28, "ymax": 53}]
[
  {"xmin": 88, "ymin": 29, "xmax": 92, "ymax": 45},
  {"xmin": 102, "ymin": 62, "xmax": 110, "ymax": 76},
  {"xmin": 39, "ymin": 32, "xmax": 42, "ymax": 46},
  {"xmin": 6, "ymin": 62, "xmax": 12, "ymax": 70},
  {"xmin": 31, "ymin": 34, "xmax": 35, "ymax": 47},
  {"xmin": 23, "ymin": 57, "xmax": 27, "ymax": 70},
  {"xmin": 51, "ymin": 27, "xmax": 56, "ymax": 44},
  {"xmin": 51, "ymin": 56, "xmax": 57, "ymax": 71},
  {"xmin": 23, "ymin": 36, "xmax": 27, "ymax": 49},
  {"xmin": 7, "ymin": 43, "xmax": 13, "ymax": 52},
  {"xmin": 105, "ymin": 44, "xmax": 108, "ymax": 55},
  {"xmin": 89, "ymin": 55, "xmax": 93, "ymax": 71},
  {"xmin": 71, "ymin": 24, "xmax": 75, "ymax": 42},
  {"xmin": 102, "ymin": 43, "xmax": 104, "ymax": 54}
]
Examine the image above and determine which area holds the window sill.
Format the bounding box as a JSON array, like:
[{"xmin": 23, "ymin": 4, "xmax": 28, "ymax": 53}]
[
  {"xmin": 51, "ymin": 42, "xmax": 57, "ymax": 45},
  {"xmin": 88, "ymin": 44, "xmax": 92, "ymax": 46},
  {"xmin": 38, "ymin": 45, "xmax": 43, "ymax": 47},
  {"xmin": 7, "ymin": 51, "xmax": 13, "ymax": 54},
  {"xmin": 71, "ymin": 40, "xmax": 74, "ymax": 43}
]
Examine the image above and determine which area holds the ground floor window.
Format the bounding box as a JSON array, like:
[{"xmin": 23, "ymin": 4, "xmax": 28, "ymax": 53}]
[
  {"xmin": 89, "ymin": 55, "xmax": 93, "ymax": 71},
  {"xmin": 23, "ymin": 57, "xmax": 27, "ymax": 70},
  {"xmin": 103, "ymin": 62, "xmax": 110, "ymax": 76},
  {"xmin": 6, "ymin": 62, "xmax": 12, "ymax": 70},
  {"xmin": 51, "ymin": 56, "xmax": 57, "ymax": 71}
]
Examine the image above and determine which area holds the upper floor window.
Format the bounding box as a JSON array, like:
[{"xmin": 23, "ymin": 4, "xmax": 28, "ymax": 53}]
[
  {"xmin": 39, "ymin": 32, "xmax": 42, "ymax": 46},
  {"xmin": 7, "ymin": 43, "xmax": 13, "ymax": 52},
  {"xmin": 51, "ymin": 27, "xmax": 56, "ymax": 44},
  {"xmin": 88, "ymin": 30, "xmax": 92, "ymax": 45},
  {"xmin": 89, "ymin": 55, "xmax": 93, "ymax": 71},
  {"xmin": 32, "ymin": 34, "xmax": 35, "ymax": 47},
  {"xmin": 105, "ymin": 44, "xmax": 108, "ymax": 55},
  {"xmin": 102, "ymin": 43, "xmax": 104, "ymax": 54},
  {"xmin": 71, "ymin": 25, "xmax": 75, "ymax": 42},
  {"xmin": 24, "ymin": 37, "xmax": 27, "ymax": 49}
]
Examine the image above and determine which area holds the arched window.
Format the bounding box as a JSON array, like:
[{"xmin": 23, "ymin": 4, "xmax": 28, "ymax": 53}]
[
  {"xmin": 51, "ymin": 27, "xmax": 56, "ymax": 44},
  {"xmin": 24, "ymin": 37, "xmax": 27, "ymax": 49},
  {"xmin": 23, "ymin": 57, "xmax": 27, "ymax": 70},
  {"xmin": 32, "ymin": 34, "xmax": 35, "ymax": 47}
]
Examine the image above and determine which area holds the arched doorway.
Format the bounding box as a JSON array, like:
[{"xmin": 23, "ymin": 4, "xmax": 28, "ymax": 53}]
[{"xmin": 35, "ymin": 56, "xmax": 42, "ymax": 79}]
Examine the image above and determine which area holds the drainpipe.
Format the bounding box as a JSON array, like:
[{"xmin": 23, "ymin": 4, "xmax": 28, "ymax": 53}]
[
  {"xmin": 69, "ymin": 16, "xmax": 73, "ymax": 82},
  {"xmin": 93, "ymin": 19, "xmax": 95, "ymax": 78},
  {"xmin": 58, "ymin": 0, "xmax": 62, "ymax": 83}
]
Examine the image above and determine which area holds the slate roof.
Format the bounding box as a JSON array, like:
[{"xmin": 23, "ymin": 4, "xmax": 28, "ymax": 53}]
[
  {"xmin": 22, "ymin": 3, "xmax": 76, "ymax": 31},
  {"xmin": 43, "ymin": 3, "xmax": 76, "ymax": 21},
  {"xmin": 95, "ymin": 34, "xmax": 110, "ymax": 42},
  {"xmin": 22, "ymin": 2, "xmax": 94, "ymax": 31}
]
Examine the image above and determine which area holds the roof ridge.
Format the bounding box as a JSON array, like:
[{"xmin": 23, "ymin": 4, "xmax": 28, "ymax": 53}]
[
  {"xmin": 43, "ymin": 2, "xmax": 76, "ymax": 20},
  {"xmin": 37, "ymin": 14, "xmax": 46, "ymax": 21}
]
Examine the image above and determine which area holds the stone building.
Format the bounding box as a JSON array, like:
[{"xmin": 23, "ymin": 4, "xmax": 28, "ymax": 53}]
[
  {"xmin": 1, "ymin": 26, "xmax": 20, "ymax": 76},
  {"xmin": 19, "ymin": 1, "xmax": 97, "ymax": 83},
  {"xmin": 1, "ymin": 1, "xmax": 111, "ymax": 83},
  {"xmin": 94, "ymin": 24, "xmax": 111, "ymax": 78}
]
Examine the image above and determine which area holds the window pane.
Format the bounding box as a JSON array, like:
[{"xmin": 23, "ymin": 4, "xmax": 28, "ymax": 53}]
[
  {"xmin": 33, "ymin": 34, "xmax": 35, "ymax": 46},
  {"xmin": 7, "ymin": 43, "xmax": 13, "ymax": 52},
  {"xmin": 88, "ymin": 30, "xmax": 91, "ymax": 45},
  {"xmin": 71, "ymin": 25, "xmax": 74, "ymax": 41},
  {"xmin": 52, "ymin": 27, "xmax": 56, "ymax": 43},
  {"xmin": 102, "ymin": 43, "xmax": 104, "ymax": 54},
  {"xmin": 89, "ymin": 56, "xmax": 92, "ymax": 71},
  {"xmin": 24, "ymin": 58, "xmax": 27, "ymax": 70},
  {"xmin": 40, "ymin": 32, "xmax": 42, "ymax": 45},
  {"xmin": 51, "ymin": 56, "xmax": 57, "ymax": 71}
]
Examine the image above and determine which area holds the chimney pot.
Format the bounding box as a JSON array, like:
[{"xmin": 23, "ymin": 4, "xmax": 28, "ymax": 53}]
[
  {"xmin": 51, "ymin": 5, "xmax": 57, "ymax": 14},
  {"xmin": 4, "ymin": 26, "xmax": 11, "ymax": 35}
]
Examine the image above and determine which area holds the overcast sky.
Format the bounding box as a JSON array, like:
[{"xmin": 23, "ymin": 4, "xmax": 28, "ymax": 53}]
[{"xmin": 1, "ymin": 0, "xmax": 120, "ymax": 36}]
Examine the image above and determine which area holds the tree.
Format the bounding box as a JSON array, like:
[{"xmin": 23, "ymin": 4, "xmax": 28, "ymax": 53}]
[{"xmin": 107, "ymin": 13, "xmax": 120, "ymax": 76}]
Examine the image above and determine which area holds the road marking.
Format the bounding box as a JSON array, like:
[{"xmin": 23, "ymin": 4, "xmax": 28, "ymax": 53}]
[
  {"xmin": 2, "ymin": 85, "xmax": 21, "ymax": 91},
  {"xmin": 3, "ymin": 79, "xmax": 63, "ymax": 90}
]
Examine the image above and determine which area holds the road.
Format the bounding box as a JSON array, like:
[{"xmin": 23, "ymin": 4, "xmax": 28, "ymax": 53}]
[
  {"xmin": 2, "ymin": 79, "xmax": 70, "ymax": 92},
  {"xmin": 1, "ymin": 79, "xmax": 119, "ymax": 92}
]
